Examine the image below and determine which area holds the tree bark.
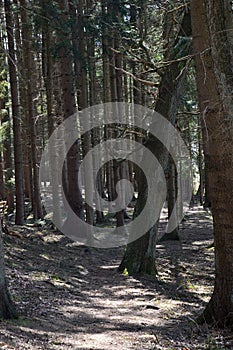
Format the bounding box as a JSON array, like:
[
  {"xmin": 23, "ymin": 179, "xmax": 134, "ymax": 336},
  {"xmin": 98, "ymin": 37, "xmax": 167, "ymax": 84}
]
[
  {"xmin": 0, "ymin": 30, "xmax": 14, "ymax": 210},
  {"xmin": 71, "ymin": 0, "xmax": 94, "ymax": 226},
  {"xmin": 0, "ymin": 223, "xmax": 18, "ymax": 319},
  {"xmin": 191, "ymin": 0, "xmax": 233, "ymax": 326},
  {"xmin": 4, "ymin": 0, "xmax": 25, "ymax": 225},
  {"xmin": 20, "ymin": 0, "xmax": 43, "ymax": 220},
  {"xmin": 161, "ymin": 155, "xmax": 180, "ymax": 241},
  {"xmin": 55, "ymin": 0, "xmax": 84, "ymax": 222},
  {"xmin": 119, "ymin": 10, "xmax": 191, "ymax": 276}
]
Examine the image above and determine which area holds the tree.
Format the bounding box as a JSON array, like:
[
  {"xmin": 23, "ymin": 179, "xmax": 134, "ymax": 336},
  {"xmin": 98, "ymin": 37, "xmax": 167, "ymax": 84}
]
[
  {"xmin": 0, "ymin": 26, "xmax": 14, "ymax": 211},
  {"xmin": 4, "ymin": 0, "xmax": 25, "ymax": 225},
  {"xmin": 160, "ymin": 154, "xmax": 180, "ymax": 241},
  {"xmin": 20, "ymin": 0, "xmax": 43, "ymax": 220},
  {"xmin": 0, "ymin": 223, "xmax": 18, "ymax": 319},
  {"xmin": 191, "ymin": 0, "xmax": 233, "ymax": 326},
  {"xmin": 118, "ymin": 9, "xmax": 192, "ymax": 275},
  {"xmin": 54, "ymin": 0, "xmax": 84, "ymax": 222},
  {"xmin": 71, "ymin": 0, "xmax": 95, "ymax": 225}
]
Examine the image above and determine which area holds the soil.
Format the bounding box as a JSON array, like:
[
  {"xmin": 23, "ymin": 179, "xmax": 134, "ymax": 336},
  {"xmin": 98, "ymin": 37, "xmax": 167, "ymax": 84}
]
[{"xmin": 0, "ymin": 207, "xmax": 232, "ymax": 350}]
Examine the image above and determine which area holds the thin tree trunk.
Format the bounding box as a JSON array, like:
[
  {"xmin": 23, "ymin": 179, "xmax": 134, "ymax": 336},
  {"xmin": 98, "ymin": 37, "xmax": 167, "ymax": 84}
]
[
  {"xmin": 55, "ymin": 0, "xmax": 84, "ymax": 222},
  {"xmin": 2, "ymin": 112, "xmax": 14, "ymax": 212},
  {"xmin": 0, "ymin": 34, "xmax": 14, "ymax": 209},
  {"xmin": 40, "ymin": 0, "xmax": 62, "ymax": 226},
  {"xmin": 4, "ymin": 0, "xmax": 25, "ymax": 225},
  {"xmin": 71, "ymin": 0, "xmax": 94, "ymax": 226},
  {"xmin": 14, "ymin": 0, "xmax": 32, "ymax": 203},
  {"xmin": 0, "ymin": 152, "xmax": 4, "ymax": 200},
  {"xmin": 20, "ymin": 0, "xmax": 43, "ymax": 220},
  {"xmin": 87, "ymin": 6, "xmax": 105, "ymax": 223},
  {"xmin": 197, "ymin": 121, "xmax": 204, "ymax": 205}
]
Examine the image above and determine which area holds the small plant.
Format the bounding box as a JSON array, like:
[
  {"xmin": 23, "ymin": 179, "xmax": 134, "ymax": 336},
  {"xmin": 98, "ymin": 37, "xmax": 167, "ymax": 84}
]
[{"xmin": 51, "ymin": 274, "xmax": 62, "ymax": 282}]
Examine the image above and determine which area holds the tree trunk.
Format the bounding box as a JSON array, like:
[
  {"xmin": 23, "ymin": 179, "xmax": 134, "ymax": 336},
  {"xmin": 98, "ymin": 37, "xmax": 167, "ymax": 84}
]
[
  {"xmin": 2, "ymin": 112, "xmax": 14, "ymax": 213},
  {"xmin": 4, "ymin": 0, "xmax": 25, "ymax": 225},
  {"xmin": 0, "ymin": 152, "xmax": 4, "ymax": 200},
  {"xmin": 0, "ymin": 223, "xmax": 18, "ymax": 319},
  {"xmin": 55, "ymin": 0, "xmax": 84, "ymax": 221},
  {"xmin": 71, "ymin": 0, "xmax": 94, "ymax": 226},
  {"xmin": 161, "ymin": 155, "xmax": 180, "ymax": 241},
  {"xmin": 87, "ymin": 8, "xmax": 104, "ymax": 223},
  {"xmin": 197, "ymin": 120, "xmax": 204, "ymax": 205},
  {"xmin": 20, "ymin": 0, "xmax": 43, "ymax": 220},
  {"xmin": 0, "ymin": 31, "xmax": 14, "ymax": 210},
  {"xmin": 191, "ymin": 0, "xmax": 233, "ymax": 326},
  {"xmin": 119, "ymin": 10, "xmax": 191, "ymax": 276},
  {"xmin": 13, "ymin": 0, "xmax": 32, "ymax": 204}
]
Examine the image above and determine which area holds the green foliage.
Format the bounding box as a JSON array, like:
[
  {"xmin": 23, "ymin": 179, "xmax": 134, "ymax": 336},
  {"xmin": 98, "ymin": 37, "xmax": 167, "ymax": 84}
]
[{"xmin": 122, "ymin": 268, "xmax": 129, "ymax": 276}]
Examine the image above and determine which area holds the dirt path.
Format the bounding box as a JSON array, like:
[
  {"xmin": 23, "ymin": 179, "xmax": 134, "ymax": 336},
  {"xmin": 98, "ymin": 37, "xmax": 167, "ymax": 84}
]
[{"xmin": 0, "ymin": 208, "xmax": 232, "ymax": 350}]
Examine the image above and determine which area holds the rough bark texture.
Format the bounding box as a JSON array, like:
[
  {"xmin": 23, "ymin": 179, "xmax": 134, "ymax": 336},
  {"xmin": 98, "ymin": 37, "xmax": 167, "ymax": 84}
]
[
  {"xmin": 161, "ymin": 156, "xmax": 180, "ymax": 241},
  {"xmin": 4, "ymin": 0, "xmax": 25, "ymax": 225},
  {"xmin": 14, "ymin": 2, "xmax": 32, "ymax": 203},
  {"xmin": 20, "ymin": 0, "xmax": 43, "ymax": 220},
  {"xmin": 0, "ymin": 65, "xmax": 14, "ymax": 210},
  {"xmin": 0, "ymin": 224, "xmax": 18, "ymax": 319},
  {"xmin": 71, "ymin": 0, "xmax": 94, "ymax": 225},
  {"xmin": 191, "ymin": 0, "xmax": 233, "ymax": 327},
  {"xmin": 119, "ymin": 11, "xmax": 191, "ymax": 276},
  {"xmin": 55, "ymin": 0, "xmax": 84, "ymax": 221}
]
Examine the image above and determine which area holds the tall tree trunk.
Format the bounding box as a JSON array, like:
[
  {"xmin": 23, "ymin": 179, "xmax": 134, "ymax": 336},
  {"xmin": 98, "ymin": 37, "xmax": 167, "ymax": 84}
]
[
  {"xmin": 4, "ymin": 0, "xmax": 25, "ymax": 225},
  {"xmin": 71, "ymin": 0, "xmax": 94, "ymax": 226},
  {"xmin": 87, "ymin": 1, "xmax": 105, "ymax": 223},
  {"xmin": 20, "ymin": 0, "xmax": 43, "ymax": 220},
  {"xmin": 101, "ymin": 0, "xmax": 115, "ymax": 213},
  {"xmin": 119, "ymin": 10, "xmax": 191, "ymax": 275},
  {"xmin": 0, "ymin": 29, "xmax": 14, "ymax": 210},
  {"xmin": 55, "ymin": 0, "xmax": 84, "ymax": 222},
  {"xmin": 191, "ymin": 0, "xmax": 233, "ymax": 326},
  {"xmin": 14, "ymin": 0, "xmax": 32, "ymax": 203},
  {"xmin": 40, "ymin": 0, "xmax": 62, "ymax": 226},
  {"xmin": 108, "ymin": 0, "xmax": 125, "ymax": 228}
]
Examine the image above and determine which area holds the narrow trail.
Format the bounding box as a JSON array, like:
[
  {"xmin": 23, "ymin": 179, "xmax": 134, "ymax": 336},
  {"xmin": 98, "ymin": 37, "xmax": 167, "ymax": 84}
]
[{"xmin": 0, "ymin": 208, "xmax": 232, "ymax": 349}]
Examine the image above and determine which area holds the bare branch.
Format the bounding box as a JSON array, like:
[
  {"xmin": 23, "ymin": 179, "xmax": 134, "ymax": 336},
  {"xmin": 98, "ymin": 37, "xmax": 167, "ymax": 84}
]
[{"xmin": 113, "ymin": 65, "xmax": 158, "ymax": 87}]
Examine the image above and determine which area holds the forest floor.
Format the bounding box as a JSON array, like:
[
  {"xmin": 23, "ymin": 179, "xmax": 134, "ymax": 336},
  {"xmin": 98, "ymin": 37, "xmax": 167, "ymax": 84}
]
[{"xmin": 0, "ymin": 207, "xmax": 233, "ymax": 350}]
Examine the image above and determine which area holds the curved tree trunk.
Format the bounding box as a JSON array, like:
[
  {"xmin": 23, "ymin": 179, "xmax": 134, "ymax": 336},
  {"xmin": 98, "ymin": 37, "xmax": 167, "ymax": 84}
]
[
  {"xmin": 119, "ymin": 10, "xmax": 191, "ymax": 276},
  {"xmin": 191, "ymin": 0, "xmax": 233, "ymax": 327}
]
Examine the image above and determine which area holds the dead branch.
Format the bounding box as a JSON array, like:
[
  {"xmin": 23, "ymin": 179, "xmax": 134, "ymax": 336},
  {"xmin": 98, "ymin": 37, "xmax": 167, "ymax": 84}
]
[
  {"xmin": 113, "ymin": 65, "xmax": 158, "ymax": 87},
  {"xmin": 110, "ymin": 47, "xmax": 157, "ymax": 69}
]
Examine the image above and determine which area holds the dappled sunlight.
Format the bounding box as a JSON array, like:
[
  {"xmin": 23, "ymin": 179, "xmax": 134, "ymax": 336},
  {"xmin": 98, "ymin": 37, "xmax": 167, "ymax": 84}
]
[{"xmin": 1, "ymin": 209, "xmax": 231, "ymax": 349}]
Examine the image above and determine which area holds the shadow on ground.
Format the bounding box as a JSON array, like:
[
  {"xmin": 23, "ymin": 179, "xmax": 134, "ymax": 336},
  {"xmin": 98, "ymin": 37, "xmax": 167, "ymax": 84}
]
[{"xmin": 0, "ymin": 208, "xmax": 232, "ymax": 349}]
